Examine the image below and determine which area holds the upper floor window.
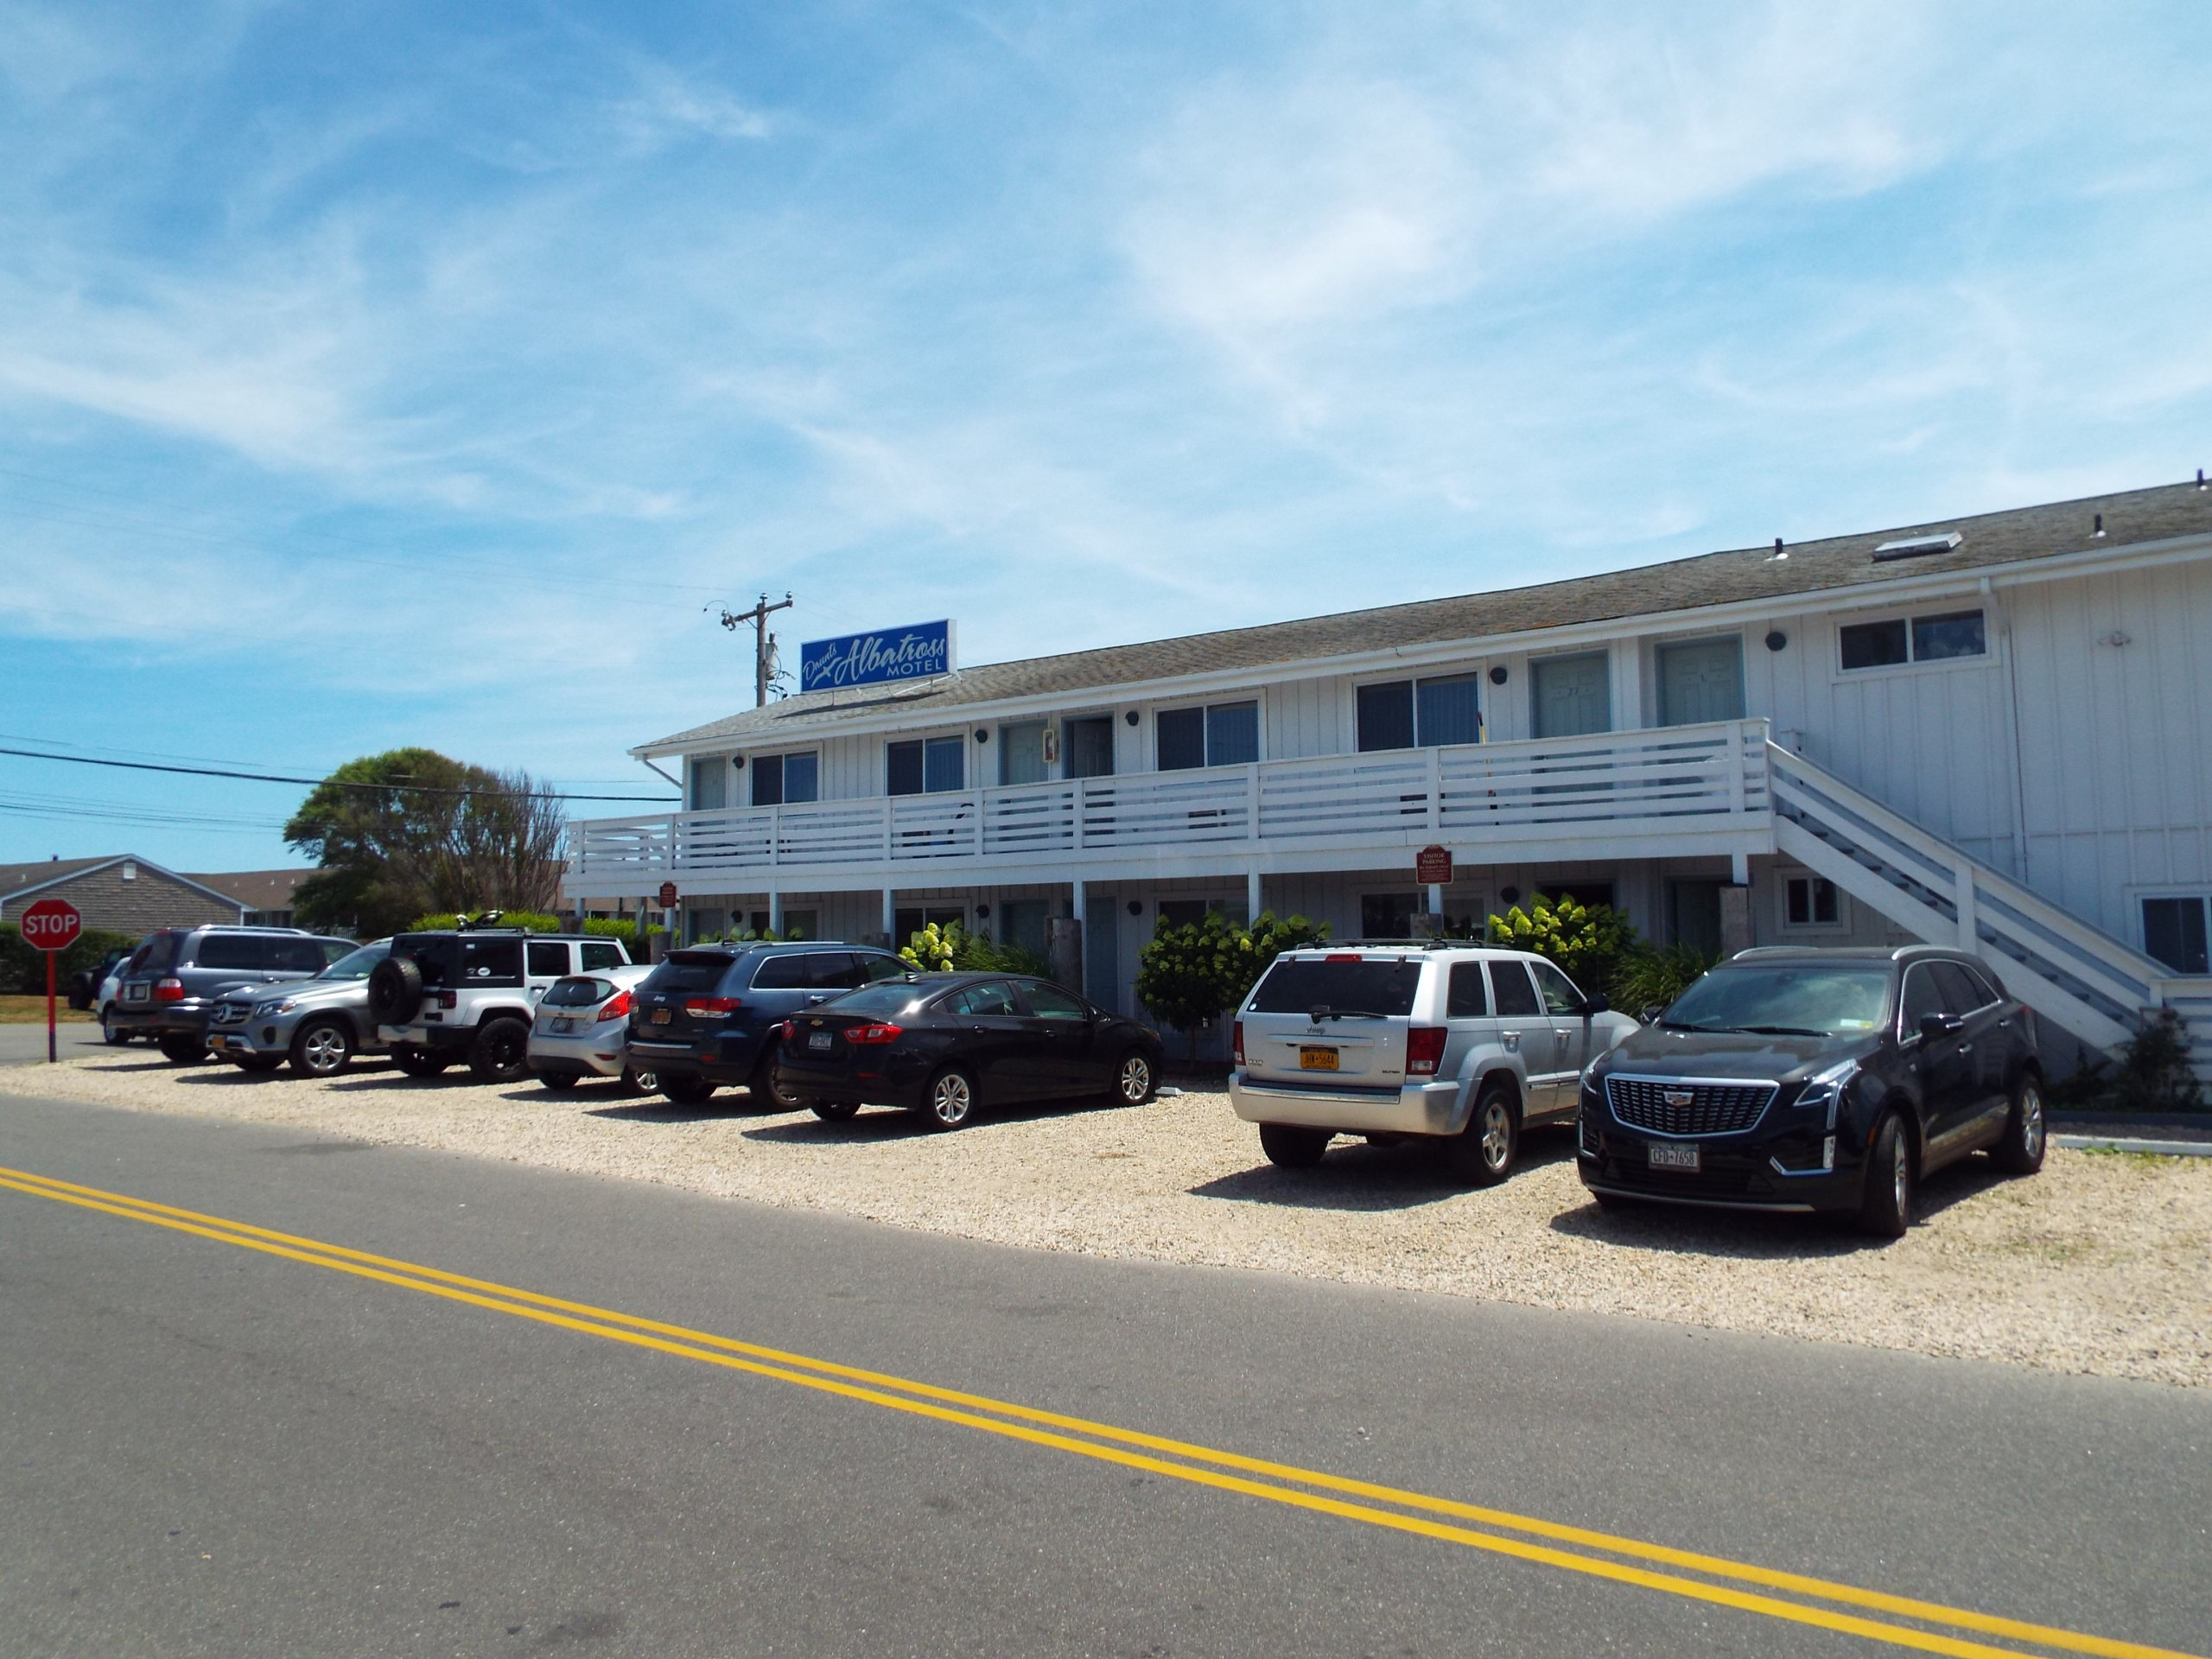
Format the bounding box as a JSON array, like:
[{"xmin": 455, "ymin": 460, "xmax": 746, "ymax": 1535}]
[
  {"xmin": 1839, "ymin": 609, "xmax": 1986, "ymax": 671},
  {"xmin": 1158, "ymin": 700, "xmax": 1259, "ymax": 770},
  {"xmin": 1356, "ymin": 673, "xmax": 1481, "ymax": 753},
  {"xmin": 751, "ymin": 752, "xmax": 819, "ymax": 806},
  {"xmin": 888, "ymin": 735, "xmax": 964, "ymax": 796},
  {"xmin": 689, "ymin": 756, "xmax": 728, "ymax": 811}
]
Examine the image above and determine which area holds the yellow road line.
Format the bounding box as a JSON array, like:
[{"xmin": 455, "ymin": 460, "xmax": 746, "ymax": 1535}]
[{"xmin": 0, "ymin": 1164, "xmax": 2196, "ymax": 1659}]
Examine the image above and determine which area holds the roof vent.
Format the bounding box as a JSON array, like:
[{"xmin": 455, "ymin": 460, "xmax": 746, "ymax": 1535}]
[
  {"xmin": 1872, "ymin": 531, "xmax": 1963, "ymax": 562},
  {"xmin": 1769, "ymin": 537, "xmax": 1788, "ymax": 561}
]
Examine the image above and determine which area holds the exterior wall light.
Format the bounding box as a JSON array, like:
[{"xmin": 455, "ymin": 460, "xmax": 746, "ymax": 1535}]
[
  {"xmin": 976, "ymin": 728, "xmax": 989, "ymax": 743},
  {"xmin": 1127, "ymin": 899, "xmax": 1143, "ymax": 915},
  {"xmin": 1765, "ymin": 630, "xmax": 1788, "ymax": 652},
  {"xmin": 1124, "ymin": 709, "xmax": 1139, "ymax": 725},
  {"xmin": 1489, "ymin": 665, "xmax": 1508, "ymax": 684}
]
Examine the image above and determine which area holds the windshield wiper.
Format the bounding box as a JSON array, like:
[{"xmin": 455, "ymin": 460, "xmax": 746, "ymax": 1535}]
[
  {"xmin": 1306, "ymin": 1006, "xmax": 1392, "ymax": 1021},
  {"xmin": 1735, "ymin": 1025, "xmax": 1830, "ymax": 1038},
  {"xmin": 1658, "ymin": 1019, "xmax": 1742, "ymax": 1033}
]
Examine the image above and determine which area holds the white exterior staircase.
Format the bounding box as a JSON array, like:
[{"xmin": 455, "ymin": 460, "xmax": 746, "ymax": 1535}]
[{"xmin": 1767, "ymin": 742, "xmax": 2212, "ymax": 1081}]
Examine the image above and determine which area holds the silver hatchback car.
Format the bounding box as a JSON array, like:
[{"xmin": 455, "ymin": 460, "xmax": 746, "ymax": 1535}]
[{"xmin": 527, "ymin": 965, "xmax": 658, "ymax": 1092}]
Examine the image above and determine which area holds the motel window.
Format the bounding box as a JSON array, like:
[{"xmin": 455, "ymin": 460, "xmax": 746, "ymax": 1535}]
[
  {"xmin": 1783, "ymin": 874, "xmax": 1844, "ymax": 930},
  {"xmin": 1356, "ymin": 674, "xmax": 1482, "ymax": 753},
  {"xmin": 689, "ymin": 756, "xmax": 728, "ymax": 811},
  {"xmin": 2143, "ymin": 897, "xmax": 2210, "ymax": 976},
  {"xmin": 751, "ymin": 752, "xmax": 819, "ymax": 807},
  {"xmin": 887, "ymin": 736, "xmax": 964, "ymax": 796},
  {"xmin": 1156, "ymin": 701, "xmax": 1259, "ymax": 771},
  {"xmin": 1839, "ymin": 609, "xmax": 1987, "ymax": 672}
]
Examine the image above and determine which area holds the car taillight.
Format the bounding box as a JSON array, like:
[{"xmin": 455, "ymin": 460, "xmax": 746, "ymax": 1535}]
[
  {"xmin": 773, "ymin": 1020, "xmax": 795, "ymax": 1041},
  {"xmin": 1232, "ymin": 1020, "xmax": 1244, "ymax": 1065},
  {"xmin": 595, "ymin": 990, "xmax": 632, "ymax": 1022},
  {"xmin": 433, "ymin": 990, "xmax": 457, "ymax": 1009},
  {"xmin": 154, "ymin": 977, "xmax": 185, "ymax": 1003},
  {"xmin": 684, "ymin": 996, "xmax": 742, "ymax": 1016},
  {"xmin": 845, "ymin": 1023, "xmax": 903, "ymax": 1045},
  {"xmin": 1406, "ymin": 1026, "xmax": 1447, "ymax": 1077}
]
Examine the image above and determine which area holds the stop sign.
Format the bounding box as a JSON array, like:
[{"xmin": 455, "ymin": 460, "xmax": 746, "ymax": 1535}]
[{"xmin": 19, "ymin": 898, "xmax": 82, "ymax": 953}]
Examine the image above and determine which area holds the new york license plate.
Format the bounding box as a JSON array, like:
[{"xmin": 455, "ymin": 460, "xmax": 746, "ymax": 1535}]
[
  {"xmin": 1299, "ymin": 1046, "xmax": 1338, "ymax": 1071},
  {"xmin": 652, "ymin": 1009, "xmax": 671, "ymax": 1024},
  {"xmin": 1648, "ymin": 1143, "xmax": 1700, "ymax": 1172},
  {"xmin": 550, "ymin": 1017, "xmax": 574, "ymax": 1033},
  {"xmin": 809, "ymin": 1030, "xmax": 833, "ymax": 1051}
]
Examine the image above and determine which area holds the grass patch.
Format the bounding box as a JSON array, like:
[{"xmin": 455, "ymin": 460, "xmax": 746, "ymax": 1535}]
[{"xmin": 0, "ymin": 995, "xmax": 92, "ymax": 1024}]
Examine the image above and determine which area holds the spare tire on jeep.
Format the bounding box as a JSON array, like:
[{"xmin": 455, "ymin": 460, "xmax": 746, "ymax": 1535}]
[{"xmin": 366, "ymin": 956, "xmax": 424, "ymax": 1026}]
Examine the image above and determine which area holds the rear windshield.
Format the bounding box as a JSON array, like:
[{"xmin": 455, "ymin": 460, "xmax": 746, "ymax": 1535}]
[
  {"xmin": 821, "ymin": 982, "xmax": 928, "ymax": 1019},
  {"xmin": 543, "ymin": 976, "xmax": 618, "ymax": 1007},
  {"xmin": 133, "ymin": 933, "xmax": 180, "ymax": 974},
  {"xmin": 641, "ymin": 953, "xmax": 735, "ymax": 995},
  {"xmin": 1248, "ymin": 958, "xmax": 1423, "ymax": 1017},
  {"xmin": 1662, "ymin": 965, "xmax": 1892, "ymax": 1036}
]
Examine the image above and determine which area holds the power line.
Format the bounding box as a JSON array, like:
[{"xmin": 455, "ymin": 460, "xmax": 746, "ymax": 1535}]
[{"xmin": 0, "ymin": 746, "xmax": 678, "ymax": 803}]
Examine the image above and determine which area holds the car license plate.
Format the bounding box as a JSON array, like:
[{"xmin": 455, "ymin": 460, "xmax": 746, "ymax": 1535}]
[
  {"xmin": 550, "ymin": 1017, "xmax": 574, "ymax": 1033},
  {"xmin": 809, "ymin": 1030, "xmax": 833, "ymax": 1051},
  {"xmin": 1648, "ymin": 1143, "xmax": 1701, "ymax": 1172},
  {"xmin": 207, "ymin": 1036, "xmax": 231, "ymax": 1052},
  {"xmin": 125, "ymin": 986, "xmax": 145, "ymax": 1003},
  {"xmin": 1299, "ymin": 1046, "xmax": 1338, "ymax": 1071},
  {"xmin": 652, "ymin": 1009, "xmax": 671, "ymax": 1025}
]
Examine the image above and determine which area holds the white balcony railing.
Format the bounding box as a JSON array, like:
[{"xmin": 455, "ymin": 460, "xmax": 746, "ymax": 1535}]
[{"xmin": 569, "ymin": 718, "xmax": 1771, "ymax": 887}]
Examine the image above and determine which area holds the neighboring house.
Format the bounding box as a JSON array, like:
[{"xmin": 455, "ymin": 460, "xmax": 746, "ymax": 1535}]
[
  {"xmin": 186, "ymin": 868, "xmax": 315, "ymax": 928},
  {"xmin": 565, "ymin": 479, "xmax": 2212, "ymax": 1077},
  {"xmin": 0, "ymin": 856, "xmax": 247, "ymax": 936}
]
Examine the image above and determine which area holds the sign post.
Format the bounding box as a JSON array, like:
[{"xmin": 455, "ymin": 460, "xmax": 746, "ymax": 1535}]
[{"xmin": 20, "ymin": 898, "xmax": 82, "ymax": 1064}]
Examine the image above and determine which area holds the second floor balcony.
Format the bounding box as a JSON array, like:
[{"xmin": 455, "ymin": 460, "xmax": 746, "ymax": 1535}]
[{"xmin": 566, "ymin": 718, "xmax": 1773, "ymax": 893}]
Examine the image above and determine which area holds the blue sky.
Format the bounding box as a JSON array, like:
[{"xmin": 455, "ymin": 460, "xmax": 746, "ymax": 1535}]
[{"xmin": 2, "ymin": 0, "xmax": 2208, "ymax": 872}]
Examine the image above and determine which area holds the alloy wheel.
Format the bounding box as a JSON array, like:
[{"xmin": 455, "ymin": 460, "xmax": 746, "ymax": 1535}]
[
  {"xmin": 2019, "ymin": 1082, "xmax": 2045, "ymax": 1160},
  {"xmin": 301, "ymin": 1026, "xmax": 348, "ymax": 1076},
  {"xmin": 1117, "ymin": 1053, "xmax": 1152, "ymax": 1104},
  {"xmin": 1891, "ymin": 1131, "xmax": 1910, "ymax": 1218},
  {"xmin": 930, "ymin": 1071, "xmax": 974, "ymax": 1129},
  {"xmin": 1480, "ymin": 1098, "xmax": 1513, "ymax": 1172}
]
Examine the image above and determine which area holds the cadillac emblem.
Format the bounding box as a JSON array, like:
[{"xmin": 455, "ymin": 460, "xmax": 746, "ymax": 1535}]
[{"xmin": 1663, "ymin": 1088, "xmax": 1695, "ymax": 1108}]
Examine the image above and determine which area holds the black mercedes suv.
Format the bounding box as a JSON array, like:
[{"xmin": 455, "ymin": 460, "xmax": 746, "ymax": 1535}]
[{"xmin": 1577, "ymin": 945, "xmax": 2045, "ymax": 1236}]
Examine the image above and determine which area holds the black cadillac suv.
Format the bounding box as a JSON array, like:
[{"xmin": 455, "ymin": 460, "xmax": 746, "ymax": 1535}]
[{"xmin": 1577, "ymin": 945, "xmax": 2045, "ymax": 1236}]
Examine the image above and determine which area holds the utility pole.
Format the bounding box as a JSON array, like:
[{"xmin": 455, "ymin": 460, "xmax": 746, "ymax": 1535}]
[{"xmin": 719, "ymin": 592, "xmax": 793, "ymax": 707}]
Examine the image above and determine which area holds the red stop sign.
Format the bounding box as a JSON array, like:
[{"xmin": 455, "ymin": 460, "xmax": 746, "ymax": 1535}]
[{"xmin": 20, "ymin": 898, "xmax": 82, "ymax": 952}]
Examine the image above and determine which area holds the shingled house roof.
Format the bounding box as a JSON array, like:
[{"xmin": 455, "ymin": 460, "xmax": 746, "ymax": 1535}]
[{"xmin": 642, "ymin": 478, "xmax": 2212, "ymax": 754}]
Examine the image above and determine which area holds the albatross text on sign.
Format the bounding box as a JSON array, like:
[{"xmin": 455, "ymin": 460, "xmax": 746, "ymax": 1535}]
[{"xmin": 800, "ymin": 620, "xmax": 956, "ymax": 693}]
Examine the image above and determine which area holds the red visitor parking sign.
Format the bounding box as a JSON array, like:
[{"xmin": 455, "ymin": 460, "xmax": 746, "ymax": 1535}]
[
  {"xmin": 21, "ymin": 897, "xmax": 81, "ymax": 952},
  {"xmin": 1414, "ymin": 845, "xmax": 1453, "ymax": 886}
]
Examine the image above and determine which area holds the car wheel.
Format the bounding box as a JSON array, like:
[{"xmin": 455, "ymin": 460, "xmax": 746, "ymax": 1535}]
[
  {"xmin": 620, "ymin": 1066, "xmax": 657, "ymax": 1095},
  {"xmin": 810, "ymin": 1100, "xmax": 860, "ymax": 1122},
  {"xmin": 100, "ymin": 1008, "xmax": 130, "ymax": 1046},
  {"xmin": 1445, "ymin": 1081, "xmax": 1519, "ymax": 1187},
  {"xmin": 1258, "ymin": 1122, "xmax": 1331, "ymax": 1167},
  {"xmin": 234, "ymin": 1053, "xmax": 284, "ymax": 1073},
  {"xmin": 467, "ymin": 1017, "xmax": 532, "ymax": 1085},
  {"xmin": 923, "ymin": 1068, "xmax": 977, "ymax": 1130},
  {"xmin": 289, "ymin": 1018, "xmax": 355, "ymax": 1078},
  {"xmin": 392, "ymin": 1046, "xmax": 450, "ymax": 1078},
  {"xmin": 539, "ymin": 1071, "xmax": 580, "ymax": 1092},
  {"xmin": 659, "ymin": 1073, "xmax": 718, "ymax": 1107},
  {"xmin": 1112, "ymin": 1050, "xmax": 1156, "ymax": 1106},
  {"xmin": 752, "ymin": 1044, "xmax": 804, "ymax": 1109},
  {"xmin": 1858, "ymin": 1111, "xmax": 1914, "ymax": 1238},
  {"xmin": 158, "ymin": 1034, "xmax": 208, "ymax": 1065},
  {"xmin": 1988, "ymin": 1075, "xmax": 2047, "ymax": 1175}
]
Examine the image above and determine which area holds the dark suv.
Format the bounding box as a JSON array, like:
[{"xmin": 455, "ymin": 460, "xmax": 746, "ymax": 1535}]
[
  {"xmin": 1578, "ymin": 945, "xmax": 2044, "ymax": 1236},
  {"xmin": 626, "ymin": 942, "xmax": 916, "ymax": 1106},
  {"xmin": 111, "ymin": 926, "xmax": 359, "ymax": 1063}
]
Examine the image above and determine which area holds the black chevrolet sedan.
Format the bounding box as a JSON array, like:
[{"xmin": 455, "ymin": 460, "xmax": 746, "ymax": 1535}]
[
  {"xmin": 1578, "ymin": 945, "xmax": 2045, "ymax": 1236},
  {"xmin": 772, "ymin": 973, "xmax": 1165, "ymax": 1129}
]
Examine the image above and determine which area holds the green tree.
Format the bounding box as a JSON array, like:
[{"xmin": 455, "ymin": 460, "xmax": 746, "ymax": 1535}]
[
  {"xmin": 1134, "ymin": 909, "xmax": 1329, "ymax": 1058},
  {"xmin": 285, "ymin": 748, "xmax": 566, "ymax": 938},
  {"xmin": 1485, "ymin": 893, "xmax": 1636, "ymax": 991}
]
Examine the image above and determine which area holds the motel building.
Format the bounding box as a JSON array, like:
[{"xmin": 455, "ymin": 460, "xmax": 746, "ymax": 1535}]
[{"xmin": 566, "ymin": 480, "xmax": 2212, "ymax": 1077}]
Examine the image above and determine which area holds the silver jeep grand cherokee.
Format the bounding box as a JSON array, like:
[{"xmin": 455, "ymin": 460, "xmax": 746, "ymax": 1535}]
[{"xmin": 206, "ymin": 938, "xmax": 391, "ymax": 1077}]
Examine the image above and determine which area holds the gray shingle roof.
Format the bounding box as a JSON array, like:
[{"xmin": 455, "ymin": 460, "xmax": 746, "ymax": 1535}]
[{"xmin": 645, "ymin": 479, "xmax": 2212, "ymax": 753}]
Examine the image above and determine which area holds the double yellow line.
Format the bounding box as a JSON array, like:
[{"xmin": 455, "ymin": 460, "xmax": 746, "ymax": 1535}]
[{"xmin": 0, "ymin": 1161, "xmax": 2194, "ymax": 1659}]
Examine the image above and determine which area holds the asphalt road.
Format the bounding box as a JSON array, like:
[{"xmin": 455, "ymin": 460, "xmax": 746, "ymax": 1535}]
[
  {"xmin": 3, "ymin": 1093, "xmax": 2206, "ymax": 1659},
  {"xmin": 0, "ymin": 1020, "xmax": 113, "ymax": 1066}
]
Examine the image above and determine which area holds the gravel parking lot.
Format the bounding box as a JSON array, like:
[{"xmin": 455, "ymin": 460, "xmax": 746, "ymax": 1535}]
[{"xmin": 5, "ymin": 1050, "xmax": 2208, "ymax": 1388}]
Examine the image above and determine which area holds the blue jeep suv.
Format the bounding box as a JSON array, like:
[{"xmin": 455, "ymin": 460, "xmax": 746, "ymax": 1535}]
[{"xmin": 625, "ymin": 942, "xmax": 917, "ymax": 1106}]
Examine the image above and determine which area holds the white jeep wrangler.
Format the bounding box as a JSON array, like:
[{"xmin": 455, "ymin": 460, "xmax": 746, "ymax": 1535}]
[
  {"xmin": 368, "ymin": 925, "xmax": 632, "ymax": 1084},
  {"xmin": 1228, "ymin": 944, "xmax": 1639, "ymax": 1183}
]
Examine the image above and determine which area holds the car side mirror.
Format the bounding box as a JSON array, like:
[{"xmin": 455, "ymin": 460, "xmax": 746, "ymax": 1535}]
[
  {"xmin": 1578, "ymin": 993, "xmax": 1609, "ymax": 1018},
  {"xmin": 1917, "ymin": 1011, "xmax": 1965, "ymax": 1043},
  {"xmin": 1638, "ymin": 1003, "xmax": 1665, "ymax": 1024}
]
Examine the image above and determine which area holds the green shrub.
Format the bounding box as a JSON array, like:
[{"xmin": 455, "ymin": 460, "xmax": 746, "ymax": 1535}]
[
  {"xmin": 1611, "ymin": 941, "xmax": 1722, "ymax": 1016},
  {"xmin": 2053, "ymin": 1008, "xmax": 2206, "ymax": 1114},
  {"xmin": 1485, "ymin": 893, "xmax": 1636, "ymax": 990},
  {"xmin": 1133, "ymin": 909, "xmax": 1329, "ymax": 1056},
  {"xmin": 0, "ymin": 925, "xmax": 141, "ymax": 996},
  {"xmin": 899, "ymin": 921, "xmax": 1049, "ymax": 980},
  {"xmin": 580, "ymin": 917, "xmax": 665, "ymax": 950}
]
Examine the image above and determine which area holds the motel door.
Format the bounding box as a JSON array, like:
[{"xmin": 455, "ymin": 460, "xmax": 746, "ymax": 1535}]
[{"xmin": 1657, "ymin": 637, "xmax": 1745, "ymax": 727}]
